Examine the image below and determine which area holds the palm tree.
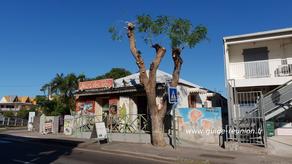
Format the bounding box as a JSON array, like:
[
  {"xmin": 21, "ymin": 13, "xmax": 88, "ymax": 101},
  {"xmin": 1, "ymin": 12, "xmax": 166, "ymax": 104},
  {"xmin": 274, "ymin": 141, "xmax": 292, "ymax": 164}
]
[{"xmin": 40, "ymin": 73, "xmax": 86, "ymax": 115}]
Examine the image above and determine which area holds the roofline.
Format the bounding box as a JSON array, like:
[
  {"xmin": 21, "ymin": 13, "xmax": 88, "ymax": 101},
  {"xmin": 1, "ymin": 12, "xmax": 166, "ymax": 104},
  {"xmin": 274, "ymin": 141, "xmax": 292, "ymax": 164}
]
[
  {"xmin": 114, "ymin": 69, "xmax": 202, "ymax": 89},
  {"xmin": 223, "ymin": 27, "xmax": 292, "ymax": 43},
  {"xmin": 75, "ymin": 84, "xmax": 166, "ymax": 97},
  {"xmin": 0, "ymin": 102, "xmax": 34, "ymax": 105}
]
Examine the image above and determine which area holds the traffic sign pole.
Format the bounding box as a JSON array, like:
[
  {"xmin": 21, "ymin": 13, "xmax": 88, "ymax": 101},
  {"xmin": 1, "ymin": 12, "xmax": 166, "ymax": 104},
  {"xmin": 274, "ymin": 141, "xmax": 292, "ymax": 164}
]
[
  {"xmin": 172, "ymin": 103, "xmax": 177, "ymax": 149},
  {"xmin": 168, "ymin": 87, "xmax": 178, "ymax": 104},
  {"xmin": 167, "ymin": 85, "xmax": 178, "ymax": 149}
]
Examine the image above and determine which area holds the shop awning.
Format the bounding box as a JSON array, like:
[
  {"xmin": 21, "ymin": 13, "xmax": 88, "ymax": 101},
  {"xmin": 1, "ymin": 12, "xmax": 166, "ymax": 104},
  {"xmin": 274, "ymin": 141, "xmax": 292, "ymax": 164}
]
[{"xmin": 189, "ymin": 88, "xmax": 208, "ymax": 94}]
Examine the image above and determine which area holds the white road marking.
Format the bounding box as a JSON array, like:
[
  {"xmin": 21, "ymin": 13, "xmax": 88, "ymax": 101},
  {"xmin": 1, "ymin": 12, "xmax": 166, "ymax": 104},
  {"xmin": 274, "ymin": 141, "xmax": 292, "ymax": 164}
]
[{"xmin": 12, "ymin": 159, "xmax": 34, "ymax": 164}]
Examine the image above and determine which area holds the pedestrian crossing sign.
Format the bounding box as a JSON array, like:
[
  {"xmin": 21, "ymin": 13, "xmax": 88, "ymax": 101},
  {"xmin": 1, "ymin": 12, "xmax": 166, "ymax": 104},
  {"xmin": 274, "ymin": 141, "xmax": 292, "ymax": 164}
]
[{"xmin": 168, "ymin": 87, "xmax": 178, "ymax": 104}]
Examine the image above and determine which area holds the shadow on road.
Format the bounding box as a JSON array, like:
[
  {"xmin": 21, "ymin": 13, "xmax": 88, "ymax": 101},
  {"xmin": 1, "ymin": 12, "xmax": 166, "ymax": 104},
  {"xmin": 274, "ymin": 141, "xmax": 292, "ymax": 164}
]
[{"xmin": 0, "ymin": 134, "xmax": 83, "ymax": 164}]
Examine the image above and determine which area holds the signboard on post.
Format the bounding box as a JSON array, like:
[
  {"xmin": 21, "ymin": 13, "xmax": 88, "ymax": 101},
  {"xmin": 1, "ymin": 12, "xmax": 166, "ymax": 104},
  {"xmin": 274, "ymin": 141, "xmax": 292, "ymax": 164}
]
[
  {"xmin": 28, "ymin": 112, "xmax": 35, "ymax": 131},
  {"xmin": 95, "ymin": 122, "xmax": 107, "ymax": 141},
  {"xmin": 168, "ymin": 87, "xmax": 178, "ymax": 104}
]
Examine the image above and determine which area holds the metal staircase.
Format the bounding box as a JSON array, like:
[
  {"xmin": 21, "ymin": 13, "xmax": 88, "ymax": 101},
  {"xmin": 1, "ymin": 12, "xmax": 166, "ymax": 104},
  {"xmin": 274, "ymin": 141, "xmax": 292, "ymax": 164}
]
[{"xmin": 262, "ymin": 79, "xmax": 292, "ymax": 120}]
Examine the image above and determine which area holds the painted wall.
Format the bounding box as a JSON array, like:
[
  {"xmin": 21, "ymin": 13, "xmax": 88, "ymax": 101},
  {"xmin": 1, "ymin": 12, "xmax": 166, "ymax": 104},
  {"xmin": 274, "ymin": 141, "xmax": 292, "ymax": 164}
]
[
  {"xmin": 76, "ymin": 101, "xmax": 95, "ymax": 114},
  {"xmin": 118, "ymin": 96, "xmax": 138, "ymax": 127},
  {"xmin": 176, "ymin": 107, "xmax": 222, "ymax": 144},
  {"xmin": 95, "ymin": 99, "xmax": 103, "ymax": 121},
  {"xmin": 119, "ymin": 96, "xmax": 130, "ymax": 116},
  {"xmin": 177, "ymin": 85, "xmax": 189, "ymax": 108},
  {"xmin": 227, "ymin": 37, "xmax": 292, "ymax": 85},
  {"xmin": 39, "ymin": 115, "xmax": 59, "ymax": 134},
  {"xmin": 64, "ymin": 115, "xmax": 74, "ymax": 135},
  {"xmin": 176, "ymin": 85, "xmax": 211, "ymax": 109},
  {"xmin": 79, "ymin": 79, "xmax": 114, "ymax": 90}
]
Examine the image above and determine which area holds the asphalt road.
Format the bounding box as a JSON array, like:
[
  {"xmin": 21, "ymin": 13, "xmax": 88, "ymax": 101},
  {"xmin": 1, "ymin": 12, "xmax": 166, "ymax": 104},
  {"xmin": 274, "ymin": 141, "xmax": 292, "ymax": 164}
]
[{"xmin": 0, "ymin": 134, "xmax": 173, "ymax": 164}]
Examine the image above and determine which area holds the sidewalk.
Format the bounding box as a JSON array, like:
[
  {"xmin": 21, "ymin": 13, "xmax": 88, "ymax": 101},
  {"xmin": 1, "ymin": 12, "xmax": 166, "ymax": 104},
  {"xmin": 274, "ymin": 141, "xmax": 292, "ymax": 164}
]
[
  {"xmin": 2, "ymin": 130, "xmax": 292, "ymax": 164},
  {"xmin": 268, "ymin": 136, "xmax": 292, "ymax": 157},
  {"xmin": 99, "ymin": 142, "xmax": 292, "ymax": 164}
]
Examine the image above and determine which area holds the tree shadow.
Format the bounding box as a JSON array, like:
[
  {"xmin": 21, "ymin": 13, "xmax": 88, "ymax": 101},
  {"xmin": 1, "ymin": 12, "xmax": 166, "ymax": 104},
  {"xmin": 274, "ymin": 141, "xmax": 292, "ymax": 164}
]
[{"xmin": 0, "ymin": 134, "xmax": 83, "ymax": 164}]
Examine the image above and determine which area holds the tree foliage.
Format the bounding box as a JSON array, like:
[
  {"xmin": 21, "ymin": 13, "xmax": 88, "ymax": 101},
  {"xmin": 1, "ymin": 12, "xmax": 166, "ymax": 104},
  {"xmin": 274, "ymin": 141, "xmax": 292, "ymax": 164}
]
[
  {"xmin": 17, "ymin": 107, "xmax": 36, "ymax": 119},
  {"xmin": 2, "ymin": 111, "xmax": 14, "ymax": 118},
  {"xmin": 40, "ymin": 73, "xmax": 85, "ymax": 115},
  {"xmin": 96, "ymin": 68, "xmax": 131, "ymax": 80},
  {"xmin": 110, "ymin": 15, "xmax": 207, "ymax": 48}
]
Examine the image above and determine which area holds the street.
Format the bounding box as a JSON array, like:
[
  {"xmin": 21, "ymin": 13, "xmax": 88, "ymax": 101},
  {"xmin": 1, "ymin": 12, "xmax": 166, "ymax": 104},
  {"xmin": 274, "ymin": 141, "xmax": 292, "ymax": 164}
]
[{"xmin": 0, "ymin": 134, "xmax": 172, "ymax": 164}]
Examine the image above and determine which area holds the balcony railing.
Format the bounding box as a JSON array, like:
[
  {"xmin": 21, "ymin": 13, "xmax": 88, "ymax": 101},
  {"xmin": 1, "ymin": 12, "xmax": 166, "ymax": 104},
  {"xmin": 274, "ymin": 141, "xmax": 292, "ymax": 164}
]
[
  {"xmin": 0, "ymin": 108, "xmax": 21, "ymax": 111},
  {"xmin": 229, "ymin": 58, "xmax": 292, "ymax": 79}
]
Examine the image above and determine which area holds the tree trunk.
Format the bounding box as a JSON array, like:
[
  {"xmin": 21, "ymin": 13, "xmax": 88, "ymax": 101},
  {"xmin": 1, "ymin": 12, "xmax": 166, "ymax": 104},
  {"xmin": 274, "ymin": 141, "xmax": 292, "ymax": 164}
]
[
  {"xmin": 146, "ymin": 89, "xmax": 167, "ymax": 146},
  {"xmin": 127, "ymin": 22, "xmax": 167, "ymax": 147},
  {"xmin": 150, "ymin": 108, "xmax": 166, "ymax": 146}
]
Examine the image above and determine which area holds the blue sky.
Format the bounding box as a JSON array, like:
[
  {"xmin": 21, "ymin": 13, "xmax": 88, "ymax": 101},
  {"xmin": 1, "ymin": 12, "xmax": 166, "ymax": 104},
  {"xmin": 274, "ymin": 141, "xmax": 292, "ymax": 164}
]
[{"xmin": 0, "ymin": 0, "xmax": 292, "ymax": 98}]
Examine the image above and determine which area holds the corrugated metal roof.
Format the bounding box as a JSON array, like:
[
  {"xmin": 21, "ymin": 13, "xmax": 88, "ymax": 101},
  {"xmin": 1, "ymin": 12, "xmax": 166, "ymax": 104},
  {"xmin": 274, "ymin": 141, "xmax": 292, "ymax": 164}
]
[
  {"xmin": 0, "ymin": 96, "xmax": 34, "ymax": 104},
  {"xmin": 2, "ymin": 96, "xmax": 17, "ymax": 103},
  {"xmin": 223, "ymin": 27, "xmax": 292, "ymax": 42},
  {"xmin": 18, "ymin": 96, "xmax": 30, "ymax": 103}
]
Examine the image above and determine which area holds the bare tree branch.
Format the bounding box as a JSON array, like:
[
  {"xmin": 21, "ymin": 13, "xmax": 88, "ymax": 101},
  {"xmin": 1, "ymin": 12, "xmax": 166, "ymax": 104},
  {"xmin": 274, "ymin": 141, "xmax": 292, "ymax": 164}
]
[
  {"xmin": 149, "ymin": 44, "xmax": 166, "ymax": 90},
  {"xmin": 127, "ymin": 22, "xmax": 149, "ymax": 87},
  {"xmin": 171, "ymin": 48, "xmax": 183, "ymax": 87},
  {"xmin": 146, "ymin": 44, "xmax": 167, "ymax": 114}
]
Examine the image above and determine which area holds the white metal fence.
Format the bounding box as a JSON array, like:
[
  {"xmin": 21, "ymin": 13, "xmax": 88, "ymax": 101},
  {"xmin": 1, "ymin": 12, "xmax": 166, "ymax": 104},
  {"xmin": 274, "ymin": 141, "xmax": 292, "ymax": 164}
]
[
  {"xmin": 235, "ymin": 91, "xmax": 262, "ymax": 119},
  {"xmin": 72, "ymin": 114, "xmax": 151, "ymax": 134},
  {"xmin": 0, "ymin": 117, "xmax": 27, "ymax": 127}
]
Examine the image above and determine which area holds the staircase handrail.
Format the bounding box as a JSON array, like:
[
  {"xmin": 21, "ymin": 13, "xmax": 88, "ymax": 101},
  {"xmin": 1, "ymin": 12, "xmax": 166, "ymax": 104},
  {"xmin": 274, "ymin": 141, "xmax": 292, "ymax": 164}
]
[{"xmin": 263, "ymin": 79, "xmax": 292, "ymax": 98}]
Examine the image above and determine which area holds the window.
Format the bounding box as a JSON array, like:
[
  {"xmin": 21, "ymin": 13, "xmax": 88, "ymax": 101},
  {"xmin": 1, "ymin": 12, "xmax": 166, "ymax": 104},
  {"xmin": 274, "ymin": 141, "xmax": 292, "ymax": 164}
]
[
  {"xmin": 188, "ymin": 94, "xmax": 198, "ymax": 108},
  {"xmin": 243, "ymin": 47, "xmax": 269, "ymax": 78},
  {"xmin": 6, "ymin": 105, "xmax": 15, "ymax": 108}
]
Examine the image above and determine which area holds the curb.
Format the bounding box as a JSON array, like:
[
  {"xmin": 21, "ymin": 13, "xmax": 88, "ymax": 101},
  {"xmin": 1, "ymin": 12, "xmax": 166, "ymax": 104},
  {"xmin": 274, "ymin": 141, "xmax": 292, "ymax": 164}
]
[
  {"xmin": 100, "ymin": 146, "xmax": 178, "ymax": 162},
  {"xmin": 268, "ymin": 138, "xmax": 292, "ymax": 147}
]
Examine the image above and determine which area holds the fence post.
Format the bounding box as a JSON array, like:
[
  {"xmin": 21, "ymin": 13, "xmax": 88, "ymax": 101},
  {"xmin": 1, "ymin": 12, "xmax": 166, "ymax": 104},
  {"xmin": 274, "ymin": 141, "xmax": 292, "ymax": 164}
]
[
  {"xmin": 14, "ymin": 118, "xmax": 17, "ymax": 126},
  {"xmin": 7, "ymin": 118, "xmax": 10, "ymax": 126},
  {"xmin": 109, "ymin": 115, "xmax": 112, "ymax": 143},
  {"xmin": 260, "ymin": 95, "xmax": 268, "ymax": 148},
  {"xmin": 234, "ymin": 89, "xmax": 241, "ymax": 144},
  {"xmin": 139, "ymin": 115, "xmax": 142, "ymax": 143},
  {"xmin": 2, "ymin": 118, "xmax": 5, "ymax": 126},
  {"xmin": 21, "ymin": 119, "xmax": 24, "ymax": 126}
]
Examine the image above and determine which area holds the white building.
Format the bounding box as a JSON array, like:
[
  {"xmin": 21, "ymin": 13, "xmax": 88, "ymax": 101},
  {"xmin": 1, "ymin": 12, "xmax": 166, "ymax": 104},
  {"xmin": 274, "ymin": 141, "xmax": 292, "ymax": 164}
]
[
  {"xmin": 74, "ymin": 70, "xmax": 227, "ymax": 142},
  {"xmin": 224, "ymin": 28, "xmax": 292, "ymax": 135},
  {"xmin": 0, "ymin": 96, "xmax": 35, "ymax": 112}
]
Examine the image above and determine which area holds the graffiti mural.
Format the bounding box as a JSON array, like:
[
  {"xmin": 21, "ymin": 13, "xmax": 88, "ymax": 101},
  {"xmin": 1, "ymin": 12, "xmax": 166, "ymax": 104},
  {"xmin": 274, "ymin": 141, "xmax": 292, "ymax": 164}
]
[
  {"xmin": 176, "ymin": 107, "xmax": 222, "ymax": 144},
  {"xmin": 64, "ymin": 115, "xmax": 74, "ymax": 135},
  {"xmin": 76, "ymin": 101, "xmax": 95, "ymax": 114}
]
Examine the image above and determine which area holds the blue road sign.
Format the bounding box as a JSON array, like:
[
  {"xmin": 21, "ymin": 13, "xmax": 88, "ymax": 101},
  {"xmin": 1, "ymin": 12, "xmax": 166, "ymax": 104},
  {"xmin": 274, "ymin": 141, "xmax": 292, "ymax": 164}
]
[{"xmin": 168, "ymin": 87, "xmax": 178, "ymax": 104}]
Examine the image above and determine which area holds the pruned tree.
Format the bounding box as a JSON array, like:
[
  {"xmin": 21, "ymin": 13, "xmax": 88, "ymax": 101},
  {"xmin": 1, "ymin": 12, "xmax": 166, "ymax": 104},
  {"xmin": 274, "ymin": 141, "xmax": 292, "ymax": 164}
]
[{"xmin": 109, "ymin": 15, "xmax": 207, "ymax": 146}]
